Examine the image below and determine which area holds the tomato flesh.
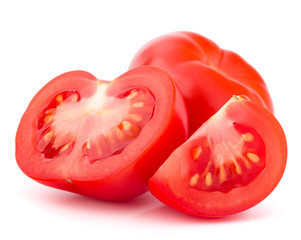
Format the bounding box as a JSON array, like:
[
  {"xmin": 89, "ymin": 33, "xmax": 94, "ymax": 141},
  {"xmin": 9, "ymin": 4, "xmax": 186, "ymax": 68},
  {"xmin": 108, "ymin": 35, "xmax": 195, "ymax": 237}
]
[
  {"xmin": 36, "ymin": 84, "xmax": 155, "ymax": 163},
  {"xmin": 183, "ymin": 122, "xmax": 265, "ymax": 193},
  {"xmin": 149, "ymin": 96, "xmax": 287, "ymax": 217}
]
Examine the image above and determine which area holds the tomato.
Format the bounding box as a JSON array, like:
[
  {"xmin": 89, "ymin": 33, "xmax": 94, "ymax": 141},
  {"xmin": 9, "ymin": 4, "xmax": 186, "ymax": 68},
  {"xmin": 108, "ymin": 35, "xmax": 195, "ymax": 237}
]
[
  {"xmin": 130, "ymin": 31, "xmax": 274, "ymax": 136},
  {"xmin": 149, "ymin": 96, "xmax": 287, "ymax": 217},
  {"xmin": 15, "ymin": 66, "xmax": 188, "ymax": 201}
]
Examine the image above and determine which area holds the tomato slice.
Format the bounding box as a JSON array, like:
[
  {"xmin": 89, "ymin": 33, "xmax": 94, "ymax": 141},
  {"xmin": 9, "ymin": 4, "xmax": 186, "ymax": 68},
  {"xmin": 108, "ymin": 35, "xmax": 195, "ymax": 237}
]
[
  {"xmin": 130, "ymin": 31, "xmax": 274, "ymax": 136},
  {"xmin": 149, "ymin": 96, "xmax": 287, "ymax": 217},
  {"xmin": 16, "ymin": 66, "xmax": 188, "ymax": 201}
]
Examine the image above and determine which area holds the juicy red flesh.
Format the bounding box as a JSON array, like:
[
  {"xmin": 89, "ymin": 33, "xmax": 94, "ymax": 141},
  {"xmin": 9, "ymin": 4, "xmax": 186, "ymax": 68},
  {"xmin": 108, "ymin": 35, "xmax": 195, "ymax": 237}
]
[
  {"xmin": 186, "ymin": 123, "xmax": 266, "ymax": 193},
  {"xmin": 35, "ymin": 87, "xmax": 155, "ymax": 162},
  {"xmin": 36, "ymin": 91, "xmax": 80, "ymax": 159}
]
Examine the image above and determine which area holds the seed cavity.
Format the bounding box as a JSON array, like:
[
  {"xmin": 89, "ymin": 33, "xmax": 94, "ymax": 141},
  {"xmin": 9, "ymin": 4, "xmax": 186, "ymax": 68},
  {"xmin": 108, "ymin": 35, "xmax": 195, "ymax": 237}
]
[
  {"xmin": 37, "ymin": 87, "xmax": 154, "ymax": 162},
  {"xmin": 185, "ymin": 123, "xmax": 266, "ymax": 192}
]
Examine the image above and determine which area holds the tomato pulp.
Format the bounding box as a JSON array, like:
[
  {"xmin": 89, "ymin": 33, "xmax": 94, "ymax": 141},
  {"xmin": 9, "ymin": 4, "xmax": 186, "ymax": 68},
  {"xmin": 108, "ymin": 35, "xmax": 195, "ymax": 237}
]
[
  {"xmin": 16, "ymin": 66, "xmax": 188, "ymax": 200},
  {"xmin": 149, "ymin": 96, "xmax": 287, "ymax": 217},
  {"xmin": 130, "ymin": 31, "xmax": 274, "ymax": 135}
]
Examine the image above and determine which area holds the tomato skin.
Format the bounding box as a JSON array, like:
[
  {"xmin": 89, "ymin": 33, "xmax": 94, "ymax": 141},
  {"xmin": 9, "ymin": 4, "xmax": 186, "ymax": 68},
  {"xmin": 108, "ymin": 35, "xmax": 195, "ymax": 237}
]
[
  {"xmin": 16, "ymin": 66, "xmax": 188, "ymax": 201},
  {"xmin": 130, "ymin": 31, "xmax": 274, "ymax": 136},
  {"xmin": 149, "ymin": 96, "xmax": 287, "ymax": 217}
]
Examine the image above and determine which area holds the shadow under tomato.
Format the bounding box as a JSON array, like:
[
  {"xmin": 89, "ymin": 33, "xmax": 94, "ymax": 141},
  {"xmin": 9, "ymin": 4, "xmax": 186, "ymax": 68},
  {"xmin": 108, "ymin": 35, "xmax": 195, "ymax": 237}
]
[
  {"xmin": 22, "ymin": 184, "xmax": 156, "ymax": 216},
  {"xmin": 22, "ymin": 184, "xmax": 278, "ymax": 224},
  {"xmin": 137, "ymin": 201, "xmax": 279, "ymax": 225}
]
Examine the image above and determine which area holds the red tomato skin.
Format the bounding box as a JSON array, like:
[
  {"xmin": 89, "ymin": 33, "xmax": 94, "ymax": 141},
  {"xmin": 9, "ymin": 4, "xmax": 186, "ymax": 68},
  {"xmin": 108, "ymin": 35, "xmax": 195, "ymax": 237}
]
[
  {"xmin": 16, "ymin": 66, "xmax": 188, "ymax": 201},
  {"xmin": 149, "ymin": 97, "xmax": 287, "ymax": 217},
  {"xmin": 130, "ymin": 31, "xmax": 274, "ymax": 135}
]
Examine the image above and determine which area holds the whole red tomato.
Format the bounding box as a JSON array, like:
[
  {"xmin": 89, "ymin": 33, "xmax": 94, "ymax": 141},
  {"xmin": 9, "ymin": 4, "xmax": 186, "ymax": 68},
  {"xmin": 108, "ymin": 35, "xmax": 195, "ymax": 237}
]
[
  {"xmin": 130, "ymin": 31, "xmax": 274, "ymax": 135},
  {"xmin": 16, "ymin": 66, "xmax": 188, "ymax": 200}
]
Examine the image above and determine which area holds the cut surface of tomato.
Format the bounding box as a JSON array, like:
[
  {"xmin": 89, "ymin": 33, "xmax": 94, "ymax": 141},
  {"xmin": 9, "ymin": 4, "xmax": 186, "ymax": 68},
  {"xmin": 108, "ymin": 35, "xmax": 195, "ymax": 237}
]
[
  {"xmin": 149, "ymin": 96, "xmax": 287, "ymax": 217},
  {"xmin": 184, "ymin": 122, "xmax": 265, "ymax": 193},
  {"xmin": 16, "ymin": 66, "xmax": 188, "ymax": 200},
  {"xmin": 36, "ymin": 86, "xmax": 154, "ymax": 163},
  {"xmin": 130, "ymin": 31, "xmax": 274, "ymax": 135}
]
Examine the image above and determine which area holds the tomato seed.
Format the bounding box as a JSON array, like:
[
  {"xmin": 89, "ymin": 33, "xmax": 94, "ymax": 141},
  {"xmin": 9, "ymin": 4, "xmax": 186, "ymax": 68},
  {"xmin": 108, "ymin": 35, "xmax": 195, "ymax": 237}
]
[
  {"xmin": 247, "ymin": 152, "xmax": 260, "ymax": 163},
  {"xmin": 205, "ymin": 172, "xmax": 212, "ymax": 186},
  {"xmin": 190, "ymin": 173, "xmax": 199, "ymax": 187},
  {"xmin": 69, "ymin": 93, "xmax": 79, "ymax": 103},
  {"xmin": 86, "ymin": 140, "xmax": 91, "ymax": 149},
  {"xmin": 241, "ymin": 132, "xmax": 254, "ymax": 142},
  {"xmin": 116, "ymin": 128, "xmax": 125, "ymax": 140},
  {"xmin": 121, "ymin": 121, "xmax": 132, "ymax": 131},
  {"xmin": 130, "ymin": 114, "xmax": 143, "ymax": 122},
  {"xmin": 60, "ymin": 142, "xmax": 72, "ymax": 153},
  {"xmin": 241, "ymin": 156, "xmax": 252, "ymax": 169},
  {"xmin": 44, "ymin": 115, "xmax": 54, "ymax": 124},
  {"xmin": 43, "ymin": 131, "xmax": 53, "ymax": 142},
  {"xmin": 127, "ymin": 90, "xmax": 138, "ymax": 100},
  {"xmin": 133, "ymin": 102, "xmax": 144, "ymax": 108},
  {"xmin": 219, "ymin": 165, "xmax": 226, "ymax": 182},
  {"xmin": 56, "ymin": 94, "xmax": 63, "ymax": 104},
  {"xmin": 192, "ymin": 146, "xmax": 202, "ymax": 161}
]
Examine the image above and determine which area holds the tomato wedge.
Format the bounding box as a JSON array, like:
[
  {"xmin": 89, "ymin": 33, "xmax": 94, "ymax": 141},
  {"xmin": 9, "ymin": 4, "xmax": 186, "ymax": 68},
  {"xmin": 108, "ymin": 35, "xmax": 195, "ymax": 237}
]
[
  {"xmin": 130, "ymin": 31, "xmax": 274, "ymax": 135},
  {"xmin": 149, "ymin": 96, "xmax": 287, "ymax": 217},
  {"xmin": 16, "ymin": 66, "xmax": 188, "ymax": 201}
]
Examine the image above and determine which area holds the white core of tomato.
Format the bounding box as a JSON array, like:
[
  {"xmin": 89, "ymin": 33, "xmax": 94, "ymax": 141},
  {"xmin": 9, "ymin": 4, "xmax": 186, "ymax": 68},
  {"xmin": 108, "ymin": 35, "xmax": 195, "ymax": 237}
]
[
  {"xmin": 195, "ymin": 97, "xmax": 246, "ymax": 166},
  {"xmin": 51, "ymin": 82, "xmax": 131, "ymax": 149},
  {"xmin": 206, "ymin": 123, "xmax": 245, "ymax": 167}
]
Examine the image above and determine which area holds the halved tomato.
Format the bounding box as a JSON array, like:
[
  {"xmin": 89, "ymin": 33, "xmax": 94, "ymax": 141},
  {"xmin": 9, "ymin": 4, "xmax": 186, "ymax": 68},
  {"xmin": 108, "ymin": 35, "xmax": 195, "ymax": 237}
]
[
  {"xmin": 130, "ymin": 31, "xmax": 274, "ymax": 136},
  {"xmin": 149, "ymin": 96, "xmax": 287, "ymax": 217},
  {"xmin": 16, "ymin": 66, "xmax": 188, "ymax": 201}
]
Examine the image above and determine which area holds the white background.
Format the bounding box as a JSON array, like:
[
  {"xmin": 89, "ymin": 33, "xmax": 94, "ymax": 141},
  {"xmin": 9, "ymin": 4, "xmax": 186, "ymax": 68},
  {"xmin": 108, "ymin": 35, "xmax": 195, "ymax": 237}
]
[{"xmin": 1, "ymin": 0, "xmax": 300, "ymax": 239}]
